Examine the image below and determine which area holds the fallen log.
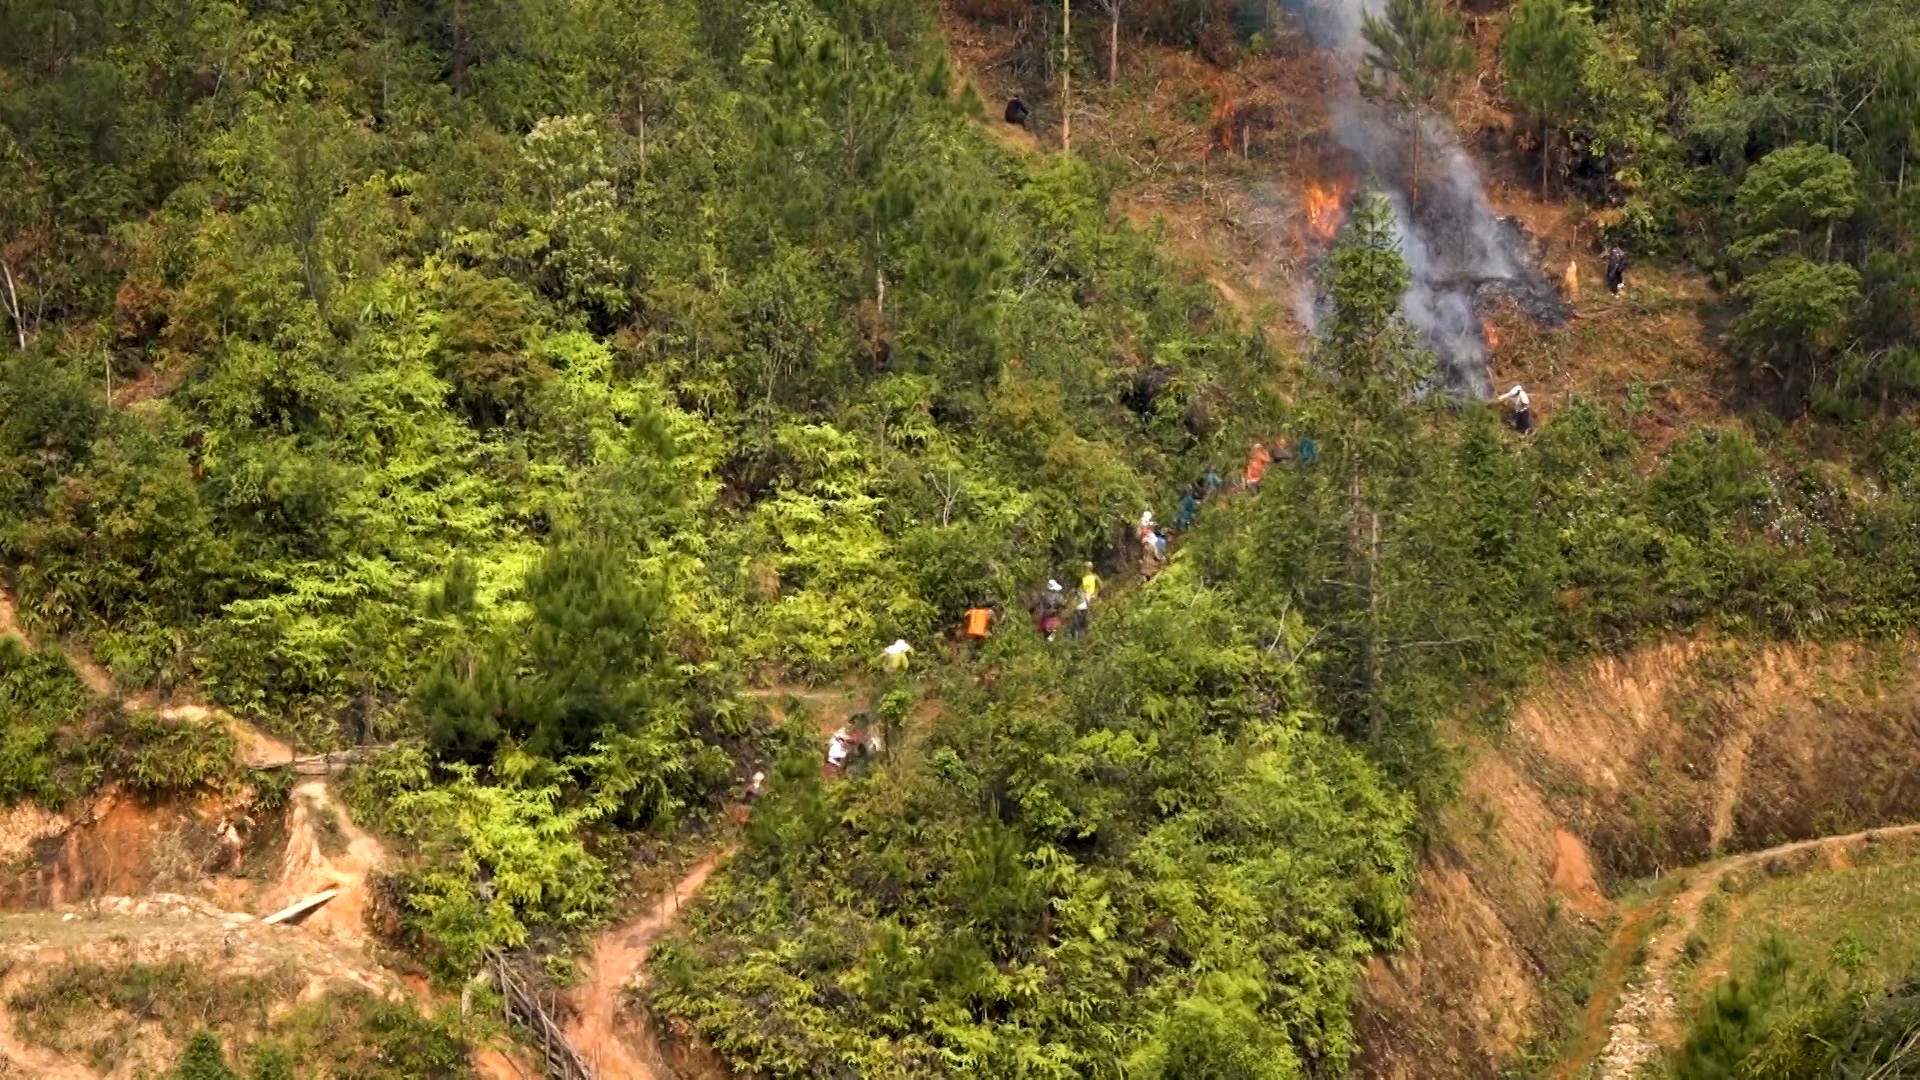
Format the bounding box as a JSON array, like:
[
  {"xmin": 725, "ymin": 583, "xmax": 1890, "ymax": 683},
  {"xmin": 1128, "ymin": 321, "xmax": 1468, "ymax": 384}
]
[
  {"xmin": 249, "ymin": 746, "xmax": 392, "ymax": 775},
  {"xmin": 263, "ymin": 888, "xmax": 340, "ymax": 926}
]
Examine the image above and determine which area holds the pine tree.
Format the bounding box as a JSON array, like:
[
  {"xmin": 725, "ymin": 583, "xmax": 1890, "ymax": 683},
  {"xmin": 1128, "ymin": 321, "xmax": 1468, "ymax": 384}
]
[
  {"xmin": 1359, "ymin": 0, "xmax": 1474, "ymax": 198},
  {"xmin": 1314, "ymin": 191, "xmax": 1432, "ymax": 746},
  {"xmin": 421, "ymin": 539, "xmax": 670, "ymax": 760},
  {"xmin": 1673, "ymin": 938, "xmax": 1792, "ymax": 1080},
  {"xmin": 1501, "ymin": 0, "xmax": 1593, "ymax": 195}
]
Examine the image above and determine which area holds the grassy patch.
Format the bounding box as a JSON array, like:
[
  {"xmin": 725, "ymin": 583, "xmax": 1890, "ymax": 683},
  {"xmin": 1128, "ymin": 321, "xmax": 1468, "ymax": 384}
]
[
  {"xmin": 1682, "ymin": 836, "xmax": 1920, "ymax": 1016},
  {"xmin": 253, "ymin": 990, "xmax": 473, "ymax": 1080},
  {"xmin": 111, "ymin": 710, "xmax": 240, "ymax": 796},
  {"xmin": 0, "ymin": 639, "xmax": 241, "ymax": 811},
  {"xmin": 10, "ymin": 962, "xmax": 476, "ymax": 1079},
  {"xmin": 7, "ymin": 961, "xmax": 296, "ymax": 1074}
]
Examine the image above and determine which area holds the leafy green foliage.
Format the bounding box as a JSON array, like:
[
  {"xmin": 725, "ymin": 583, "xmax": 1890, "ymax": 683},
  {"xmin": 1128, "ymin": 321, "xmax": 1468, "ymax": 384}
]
[
  {"xmin": 652, "ymin": 573, "xmax": 1414, "ymax": 1079},
  {"xmin": 1501, "ymin": 0, "xmax": 1595, "ymax": 191},
  {"xmin": 111, "ymin": 711, "xmax": 241, "ymax": 796},
  {"xmin": 173, "ymin": 1032, "xmax": 239, "ymax": 1080},
  {"xmin": 0, "ymin": 637, "xmax": 99, "ymax": 806},
  {"xmin": 1541, "ymin": 0, "xmax": 1919, "ymax": 410},
  {"xmin": 1731, "ymin": 144, "xmax": 1861, "ymax": 265},
  {"xmin": 348, "ymin": 746, "xmax": 611, "ymax": 976}
]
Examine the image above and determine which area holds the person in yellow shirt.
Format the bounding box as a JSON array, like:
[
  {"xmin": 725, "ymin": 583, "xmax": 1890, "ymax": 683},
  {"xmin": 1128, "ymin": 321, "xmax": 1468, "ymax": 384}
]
[{"xmin": 1072, "ymin": 564, "xmax": 1100, "ymax": 639}]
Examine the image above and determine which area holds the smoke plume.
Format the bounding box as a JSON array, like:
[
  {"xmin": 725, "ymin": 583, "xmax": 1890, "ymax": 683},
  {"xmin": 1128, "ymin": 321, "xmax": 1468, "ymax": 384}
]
[{"xmin": 1284, "ymin": 0, "xmax": 1567, "ymax": 398}]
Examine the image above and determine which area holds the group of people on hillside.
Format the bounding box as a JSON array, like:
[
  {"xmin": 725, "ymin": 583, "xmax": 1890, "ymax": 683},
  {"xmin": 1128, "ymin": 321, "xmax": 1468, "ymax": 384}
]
[
  {"xmin": 1027, "ymin": 564, "xmax": 1101, "ymax": 642},
  {"xmin": 1239, "ymin": 434, "xmax": 1318, "ymax": 493}
]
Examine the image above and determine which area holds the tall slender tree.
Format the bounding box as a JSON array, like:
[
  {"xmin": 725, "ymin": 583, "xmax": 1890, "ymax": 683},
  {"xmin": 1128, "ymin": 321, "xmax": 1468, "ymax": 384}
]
[
  {"xmin": 1359, "ymin": 0, "xmax": 1473, "ymax": 199},
  {"xmin": 1061, "ymin": 0, "xmax": 1073, "ymax": 151},
  {"xmin": 1501, "ymin": 0, "xmax": 1593, "ymax": 195},
  {"xmin": 1094, "ymin": 0, "xmax": 1122, "ymax": 86},
  {"xmin": 1315, "ymin": 191, "xmax": 1430, "ymax": 744}
]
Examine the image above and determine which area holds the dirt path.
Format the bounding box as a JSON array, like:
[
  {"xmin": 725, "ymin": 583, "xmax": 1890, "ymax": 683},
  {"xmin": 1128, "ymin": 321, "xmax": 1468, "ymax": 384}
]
[
  {"xmin": 1554, "ymin": 823, "xmax": 1920, "ymax": 1080},
  {"xmin": 566, "ymin": 849, "xmax": 735, "ymax": 1080},
  {"xmin": 1705, "ymin": 717, "xmax": 1758, "ymax": 853},
  {"xmin": 1, "ymin": 586, "xmax": 296, "ymax": 767}
]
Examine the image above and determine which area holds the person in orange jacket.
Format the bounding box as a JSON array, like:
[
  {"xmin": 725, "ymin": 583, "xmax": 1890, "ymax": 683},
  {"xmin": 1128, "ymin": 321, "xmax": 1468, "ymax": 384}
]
[
  {"xmin": 1243, "ymin": 441, "xmax": 1272, "ymax": 490},
  {"xmin": 963, "ymin": 603, "xmax": 994, "ymax": 656}
]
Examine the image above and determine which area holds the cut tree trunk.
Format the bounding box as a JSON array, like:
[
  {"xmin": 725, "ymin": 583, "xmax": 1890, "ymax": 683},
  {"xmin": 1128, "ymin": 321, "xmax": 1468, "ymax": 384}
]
[
  {"xmin": 1, "ymin": 260, "xmax": 25, "ymax": 351},
  {"xmin": 1062, "ymin": 0, "xmax": 1072, "ymax": 152},
  {"xmin": 1541, "ymin": 119, "xmax": 1552, "ymax": 196},
  {"xmin": 1108, "ymin": 4, "xmax": 1119, "ymax": 86}
]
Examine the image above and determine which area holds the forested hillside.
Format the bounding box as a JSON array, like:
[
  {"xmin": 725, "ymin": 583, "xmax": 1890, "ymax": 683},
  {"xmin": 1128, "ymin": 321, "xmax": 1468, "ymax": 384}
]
[{"xmin": 1, "ymin": 0, "xmax": 1918, "ymax": 1077}]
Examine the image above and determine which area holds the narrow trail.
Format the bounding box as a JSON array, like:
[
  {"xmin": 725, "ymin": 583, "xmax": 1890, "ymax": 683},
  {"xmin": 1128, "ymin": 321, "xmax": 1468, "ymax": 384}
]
[
  {"xmin": 567, "ymin": 849, "xmax": 736, "ymax": 1080},
  {"xmin": 1553, "ymin": 822, "xmax": 1920, "ymax": 1080},
  {"xmin": 1704, "ymin": 718, "xmax": 1758, "ymax": 853},
  {"xmin": 0, "ymin": 586, "xmax": 294, "ymax": 767}
]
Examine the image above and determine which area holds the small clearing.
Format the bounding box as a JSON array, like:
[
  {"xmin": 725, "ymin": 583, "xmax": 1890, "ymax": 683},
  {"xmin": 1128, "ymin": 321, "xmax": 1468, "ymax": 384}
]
[
  {"xmin": 567, "ymin": 849, "xmax": 735, "ymax": 1080},
  {"xmin": 0, "ymin": 900, "xmax": 408, "ymax": 1079},
  {"xmin": 745, "ymin": 683, "xmax": 870, "ymax": 738}
]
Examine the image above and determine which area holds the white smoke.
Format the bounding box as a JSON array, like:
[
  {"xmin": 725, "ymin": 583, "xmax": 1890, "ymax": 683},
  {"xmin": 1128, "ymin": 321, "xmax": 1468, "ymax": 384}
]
[{"xmin": 1284, "ymin": 0, "xmax": 1547, "ymax": 399}]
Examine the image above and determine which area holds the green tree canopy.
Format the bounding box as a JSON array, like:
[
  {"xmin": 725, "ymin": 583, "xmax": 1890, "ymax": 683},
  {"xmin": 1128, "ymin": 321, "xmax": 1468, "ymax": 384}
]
[
  {"xmin": 1501, "ymin": 0, "xmax": 1594, "ymax": 192},
  {"xmin": 1360, "ymin": 0, "xmax": 1474, "ymax": 193}
]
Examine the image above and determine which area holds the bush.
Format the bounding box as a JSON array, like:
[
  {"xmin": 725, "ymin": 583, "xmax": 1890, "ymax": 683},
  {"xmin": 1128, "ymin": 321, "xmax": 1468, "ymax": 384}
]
[
  {"xmin": 0, "ymin": 638, "xmax": 97, "ymax": 806},
  {"xmin": 173, "ymin": 1031, "xmax": 238, "ymax": 1080}
]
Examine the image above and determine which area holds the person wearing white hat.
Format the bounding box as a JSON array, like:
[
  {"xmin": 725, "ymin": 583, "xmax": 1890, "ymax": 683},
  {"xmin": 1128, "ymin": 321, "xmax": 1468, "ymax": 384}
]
[
  {"xmin": 1495, "ymin": 384, "xmax": 1534, "ymax": 436},
  {"xmin": 1037, "ymin": 579, "xmax": 1066, "ymax": 640},
  {"xmin": 1138, "ymin": 510, "xmax": 1162, "ymax": 578}
]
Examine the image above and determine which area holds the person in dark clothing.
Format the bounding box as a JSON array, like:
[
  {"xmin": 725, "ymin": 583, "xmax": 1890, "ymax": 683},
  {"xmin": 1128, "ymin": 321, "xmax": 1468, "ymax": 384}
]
[
  {"xmin": 1005, "ymin": 98, "xmax": 1030, "ymax": 127},
  {"xmin": 1605, "ymin": 247, "xmax": 1629, "ymax": 296},
  {"xmin": 1036, "ymin": 579, "xmax": 1066, "ymax": 641}
]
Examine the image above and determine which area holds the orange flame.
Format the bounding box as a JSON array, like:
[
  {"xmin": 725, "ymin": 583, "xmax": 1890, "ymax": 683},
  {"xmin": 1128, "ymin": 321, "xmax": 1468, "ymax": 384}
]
[
  {"xmin": 1211, "ymin": 96, "xmax": 1239, "ymax": 150},
  {"xmin": 1304, "ymin": 179, "xmax": 1352, "ymax": 247},
  {"xmin": 1482, "ymin": 319, "xmax": 1501, "ymax": 351}
]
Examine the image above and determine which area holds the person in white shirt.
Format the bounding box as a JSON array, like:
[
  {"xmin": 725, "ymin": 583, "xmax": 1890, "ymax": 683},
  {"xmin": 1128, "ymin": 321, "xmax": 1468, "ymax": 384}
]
[
  {"xmin": 881, "ymin": 638, "xmax": 912, "ymax": 672},
  {"xmin": 826, "ymin": 727, "xmax": 853, "ymax": 776},
  {"xmin": 1495, "ymin": 384, "xmax": 1534, "ymax": 436}
]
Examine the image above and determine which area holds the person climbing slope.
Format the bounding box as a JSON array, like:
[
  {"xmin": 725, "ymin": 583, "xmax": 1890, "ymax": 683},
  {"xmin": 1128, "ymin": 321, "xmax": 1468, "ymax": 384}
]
[
  {"xmin": 1036, "ymin": 579, "xmax": 1066, "ymax": 640},
  {"xmin": 1605, "ymin": 246, "xmax": 1629, "ymax": 296},
  {"xmin": 1242, "ymin": 441, "xmax": 1272, "ymax": 491},
  {"xmin": 1137, "ymin": 511, "xmax": 1161, "ymax": 578},
  {"xmin": 1495, "ymin": 384, "xmax": 1535, "ymax": 435},
  {"xmin": 964, "ymin": 603, "xmax": 993, "ymax": 655},
  {"xmin": 1072, "ymin": 563, "xmax": 1100, "ymax": 639},
  {"xmin": 881, "ymin": 638, "xmax": 913, "ymax": 673},
  {"xmin": 825, "ymin": 726, "xmax": 854, "ymax": 777}
]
